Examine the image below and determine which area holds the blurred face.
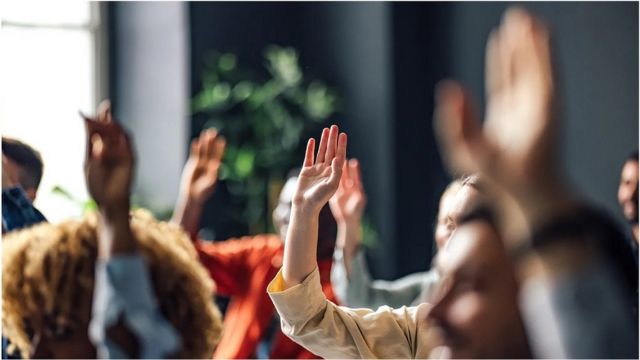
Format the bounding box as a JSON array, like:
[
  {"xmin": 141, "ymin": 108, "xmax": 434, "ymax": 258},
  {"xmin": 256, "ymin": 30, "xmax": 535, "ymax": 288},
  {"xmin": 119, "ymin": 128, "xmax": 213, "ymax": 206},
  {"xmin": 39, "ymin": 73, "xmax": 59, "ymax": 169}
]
[
  {"xmin": 434, "ymin": 186, "xmax": 458, "ymax": 250},
  {"xmin": 2, "ymin": 155, "xmax": 37, "ymax": 202},
  {"xmin": 273, "ymin": 177, "xmax": 297, "ymax": 241},
  {"xmin": 434, "ymin": 185, "xmax": 481, "ymax": 250},
  {"xmin": 426, "ymin": 221, "xmax": 529, "ymax": 358},
  {"xmin": 618, "ymin": 160, "xmax": 639, "ymax": 224},
  {"xmin": 27, "ymin": 311, "xmax": 96, "ymax": 359},
  {"xmin": 272, "ymin": 176, "xmax": 336, "ymax": 257}
]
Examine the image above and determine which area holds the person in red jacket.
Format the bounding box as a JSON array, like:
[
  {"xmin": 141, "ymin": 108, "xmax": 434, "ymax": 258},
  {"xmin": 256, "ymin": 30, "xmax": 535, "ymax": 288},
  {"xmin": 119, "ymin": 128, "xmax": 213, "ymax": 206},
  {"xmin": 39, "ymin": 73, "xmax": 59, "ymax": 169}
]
[{"xmin": 171, "ymin": 129, "xmax": 339, "ymax": 359}]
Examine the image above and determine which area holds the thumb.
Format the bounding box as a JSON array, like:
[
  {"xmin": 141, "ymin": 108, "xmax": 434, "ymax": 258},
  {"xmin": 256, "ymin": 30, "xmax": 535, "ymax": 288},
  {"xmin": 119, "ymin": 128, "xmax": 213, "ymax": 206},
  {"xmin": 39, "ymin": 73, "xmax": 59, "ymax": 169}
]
[
  {"xmin": 433, "ymin": 81, "xmax": 488, "ymax": 176},
  {"xmin": 91, "ymin": 134, "xmax": 106, "ymax": 161}
]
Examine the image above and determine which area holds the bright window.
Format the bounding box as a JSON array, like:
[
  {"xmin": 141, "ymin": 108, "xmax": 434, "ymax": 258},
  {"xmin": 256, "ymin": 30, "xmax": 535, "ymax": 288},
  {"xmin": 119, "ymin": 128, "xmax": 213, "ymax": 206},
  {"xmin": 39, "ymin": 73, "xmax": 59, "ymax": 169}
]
[{"xmin": 1, "ymin": 2, "xmax": 104, "ymax": 222}]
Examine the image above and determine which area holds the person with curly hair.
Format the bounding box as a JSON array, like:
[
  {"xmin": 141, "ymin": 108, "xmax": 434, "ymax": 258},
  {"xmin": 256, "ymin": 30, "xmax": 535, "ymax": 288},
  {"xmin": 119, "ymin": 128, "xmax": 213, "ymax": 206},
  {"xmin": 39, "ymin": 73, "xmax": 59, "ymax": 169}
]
[{"xmin": 2, "ymin": 101, "xmax": 223, "ymax": 358}]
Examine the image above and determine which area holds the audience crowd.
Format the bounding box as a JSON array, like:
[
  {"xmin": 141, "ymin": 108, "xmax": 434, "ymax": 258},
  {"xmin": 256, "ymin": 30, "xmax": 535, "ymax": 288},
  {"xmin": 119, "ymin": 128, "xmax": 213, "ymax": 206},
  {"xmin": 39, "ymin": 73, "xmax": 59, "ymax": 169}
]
[{"xmin": 2, "ymin": 7, "xmax": 638, "ymax": 359}]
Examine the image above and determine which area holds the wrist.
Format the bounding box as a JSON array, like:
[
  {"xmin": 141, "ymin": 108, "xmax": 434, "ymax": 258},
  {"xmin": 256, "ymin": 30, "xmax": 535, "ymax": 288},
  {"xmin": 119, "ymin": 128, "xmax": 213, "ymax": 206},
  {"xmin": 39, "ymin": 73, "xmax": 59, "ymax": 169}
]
[
  {"xmin": 337, "ymin": 217, "xmax": 361, "ymax": 229},
  {"xmin": 342, "ymin": 242, "xmax": 361, "ymax": 259},
  {"xmin": 291, "ymin": 201, "xmax": 322, "ymax": 219},
  {"xmin": 291, "ymin": 200, "xmax": 322, "ymax": 218},
  {"xmin": 187, "ymin": 193, "xmax": 210, "ymax": 206},
  {"xmin": 97, "ymin": 211, "xmax": 136, "ymax": 259},
  {"xmin": 99, "ymin": 201, "xmax": 130, "ymax": 224},
  {"xmin": 177, "ymin": 188, "xmax": 209, "ymax": 207},
  {"xmin": 337, "ymin": 222, "xmax": 362, "ymax": 256}
]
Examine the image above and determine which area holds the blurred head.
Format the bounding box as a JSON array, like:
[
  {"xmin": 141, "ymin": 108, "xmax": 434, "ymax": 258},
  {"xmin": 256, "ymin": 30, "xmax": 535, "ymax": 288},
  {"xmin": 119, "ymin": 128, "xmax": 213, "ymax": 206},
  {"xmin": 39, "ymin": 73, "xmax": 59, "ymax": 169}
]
[
  {"xmin": 2, "ymin": 210, "xmax": 223, "ymax": 359},
  {"xmin": 273, "ymin": 170, "xmax": 337, "ymax": 259},
  {"xmin": 433, "ymin": 175, "xmax": 484, "ymax": 250},
  {"xmin": 426, "ymin": 207, "xmax": 530, "ymax": 359},
  {"xmin": 2, "ymin": 137, "xmax": 44, "ymax": 202},
  {"xmin": 618, "ymin": 151, "xmax": 638, "ymax": 226},
  {"xmin": 434, "ymin": 180, "xmax": 462, "ymax": 249}
]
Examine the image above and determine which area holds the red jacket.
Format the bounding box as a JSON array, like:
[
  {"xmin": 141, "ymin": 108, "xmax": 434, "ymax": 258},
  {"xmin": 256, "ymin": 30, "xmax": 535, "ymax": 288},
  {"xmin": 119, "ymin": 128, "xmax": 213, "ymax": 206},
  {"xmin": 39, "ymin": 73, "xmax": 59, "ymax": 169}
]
[{"xmin": 195, "ymin": 234, "xmax": 338, "ymax": 359}]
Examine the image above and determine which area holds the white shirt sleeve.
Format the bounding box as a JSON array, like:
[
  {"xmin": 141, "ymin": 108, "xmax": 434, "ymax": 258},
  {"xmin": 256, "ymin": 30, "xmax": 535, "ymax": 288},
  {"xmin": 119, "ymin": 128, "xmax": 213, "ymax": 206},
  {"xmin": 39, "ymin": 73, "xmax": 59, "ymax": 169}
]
[{"xmin": 89, "ymin": 255, "xmax": 181, "ymax": 359}]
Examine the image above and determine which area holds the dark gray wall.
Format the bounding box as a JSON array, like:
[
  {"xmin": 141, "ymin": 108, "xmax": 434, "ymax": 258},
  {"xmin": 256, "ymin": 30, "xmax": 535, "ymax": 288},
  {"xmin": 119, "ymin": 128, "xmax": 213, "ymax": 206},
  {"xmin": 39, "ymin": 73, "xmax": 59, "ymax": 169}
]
[{"xmin": 296, "ymin": 3, "xmax": 399, "ymax": 277}]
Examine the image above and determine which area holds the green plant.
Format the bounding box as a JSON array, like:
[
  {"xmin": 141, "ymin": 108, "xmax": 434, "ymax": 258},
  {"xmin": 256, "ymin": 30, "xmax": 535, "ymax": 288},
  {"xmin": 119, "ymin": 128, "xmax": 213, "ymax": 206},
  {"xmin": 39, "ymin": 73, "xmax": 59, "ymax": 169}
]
[{"xmin": 192, "ymin": 45, "xmax": 340, "ymax": 233}]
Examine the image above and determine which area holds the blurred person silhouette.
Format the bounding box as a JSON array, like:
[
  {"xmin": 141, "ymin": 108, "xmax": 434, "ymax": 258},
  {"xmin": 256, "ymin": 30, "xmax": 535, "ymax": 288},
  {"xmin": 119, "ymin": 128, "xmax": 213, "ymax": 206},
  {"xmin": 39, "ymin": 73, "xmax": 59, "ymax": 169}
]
[
  {"xmin": 331, "ymin": 172, "xmax": 486, "ymax": 308},
  {"xmin": 171, "ymin": 129, "xmax": 338, "ymax": 359},
  {"xmin": 432, "ymin": 7, "xmax": 638, "ymax": 358},
  {"xmin": 1, "ymin": 146, "xmax": 47, "ymax": 358},
  {"xmin": 2, "ymin": 102, "xmax": 223, "ymax": 359},
  {"xmin": 1, "ymin": 139, "xmax": 47, "ymax": 359},
  {"xmin": 2, "ymin": 137, "xmax": 43, "ymax": 203},
  {"xmin": 2, "ymin": 138, "xmax": 47, "ymax": 232}
]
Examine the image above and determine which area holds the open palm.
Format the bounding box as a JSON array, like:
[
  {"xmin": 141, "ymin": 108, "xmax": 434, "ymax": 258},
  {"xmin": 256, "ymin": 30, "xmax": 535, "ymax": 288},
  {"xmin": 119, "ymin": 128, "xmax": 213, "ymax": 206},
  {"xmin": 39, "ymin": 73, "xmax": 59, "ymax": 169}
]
[
  {"xmin": 329, "ymin": 159, "xmax": 367, "ymax": 224},
  {"xmin": 294, "ymin": 125, "xmax": 348, "ymax": 213},
  {"xmin": 435, "ymin": 8, "xmax": 555, "ymax": 192},
  {"xmin": 180, "ymin": 129, "xmax": 226, "ymax": 204},
  {"xmin": 483, "ymin": 9, "xmax": 554, "ymax": 186},
  {"xmin": 83, "ymin": 101, "xmax": 134, "ymax": 210}
]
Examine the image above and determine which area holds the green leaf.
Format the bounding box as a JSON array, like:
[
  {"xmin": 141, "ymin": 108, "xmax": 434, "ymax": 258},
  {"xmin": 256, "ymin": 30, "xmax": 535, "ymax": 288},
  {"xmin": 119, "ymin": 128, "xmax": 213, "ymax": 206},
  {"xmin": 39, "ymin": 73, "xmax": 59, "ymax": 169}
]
[
  {"xmin": 218, "ymin": 53, "xmax": 237, "ymax": 72},
  {"xmin": 83, "ymin": 200, "xmax": 98, "ymax": 214},
  {"xmin": 51, "ymin": 185, "xmax": 75, "ymax": 201},
  {"xmin": 233, "ymin": 81, "xmax": 254, "ymax": 102},
  {"xmin": 265, "ymin": 45, "xmax": 302, "ymax": 87},
  {"xmin": 234, "ymin": 148, "xmax": 255, "ymax": 179},
  {"xmin": 305, "ymin": 81, "xmax": 337, "ymax": 119},
  {"xmin": 212, "ymin": 83, "xmax": 231, "ymax": 104}
]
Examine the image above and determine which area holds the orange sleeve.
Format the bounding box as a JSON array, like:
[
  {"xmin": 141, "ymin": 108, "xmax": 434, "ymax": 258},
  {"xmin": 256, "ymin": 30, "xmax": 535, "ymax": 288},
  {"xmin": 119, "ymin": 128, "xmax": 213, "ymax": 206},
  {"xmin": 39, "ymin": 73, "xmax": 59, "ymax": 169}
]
[{"xmin": 195, "ymin": 235, "xmax": 281, "ymax": 296}]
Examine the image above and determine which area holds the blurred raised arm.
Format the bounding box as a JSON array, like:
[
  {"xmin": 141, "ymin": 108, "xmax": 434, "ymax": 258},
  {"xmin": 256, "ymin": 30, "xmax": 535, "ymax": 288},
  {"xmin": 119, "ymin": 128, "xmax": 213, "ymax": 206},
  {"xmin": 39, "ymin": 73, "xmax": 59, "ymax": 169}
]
[{"xmin": 171, "ymin": 129, "xmax": 225, "ymax": 238}]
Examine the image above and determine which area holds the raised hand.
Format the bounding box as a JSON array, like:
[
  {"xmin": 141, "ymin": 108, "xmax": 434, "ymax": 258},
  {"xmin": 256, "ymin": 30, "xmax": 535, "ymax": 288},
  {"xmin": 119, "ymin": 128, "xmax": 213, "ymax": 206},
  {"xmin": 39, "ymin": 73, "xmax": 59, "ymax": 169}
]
[
  {"xmin": 434, "ymin": 8, "xmax": 556, "ymax": 194},
  {"xmin": 82, "ymin": 100, "xmax": 134, "ymax": 214},
  {"xmin": 82, "ymin": 100, "xmax": 136, "ymax": 258},
  {"xmin": 293, "ymin": 125, "xmax": 348, "ymax": 214},
  {"xmin": 330, "ymin": 159, "xmax": 367, "ymax": 225},
  {"xmin": 282, "ymin": 125, "xmax": 347, "ymax": 287},
  {"xmin": 433, "ymin": 8, "xmax": 573, "ymax": 239},
  {"xmin": 329, "ymin": 158, "xmax": 367, "ymax": 274},
  {"xmin": 178, "ymin": 129, "xmax": 226, "ymax": 205}
]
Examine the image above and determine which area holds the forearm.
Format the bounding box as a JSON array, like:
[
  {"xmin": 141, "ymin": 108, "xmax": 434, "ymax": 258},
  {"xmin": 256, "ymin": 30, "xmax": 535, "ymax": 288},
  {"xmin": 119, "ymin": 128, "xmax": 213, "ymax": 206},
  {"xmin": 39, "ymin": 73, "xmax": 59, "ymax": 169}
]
[
  {"xmin": 336, "ymin": 220, "xmax": 362, "ymax": 277},
  {"xmin": 282, "ymin": 205, "xmax": 319, "ymax": 288},
  {"xmin": 98, "ymin": 205, "xmax": 136, "ymax": 260},
  {"xmin": 91, "ymin": 253, "xmax": 181, "ymax": 358},
  {"xmin": 268, "ymin": 268, "xmax": 429, "ymax": 359},
  {"xmin": 171, "ymin": 196, "xmax": 203, "ymax": 239}
]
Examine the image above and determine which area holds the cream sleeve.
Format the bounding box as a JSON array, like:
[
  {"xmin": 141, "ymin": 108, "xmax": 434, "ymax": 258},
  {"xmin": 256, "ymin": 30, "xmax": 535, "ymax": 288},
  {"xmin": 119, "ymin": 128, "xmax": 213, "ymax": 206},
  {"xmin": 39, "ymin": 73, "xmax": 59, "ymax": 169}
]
[{"xmin": 268, "ymin": 267, "xmax": 435, "ymax": 359}]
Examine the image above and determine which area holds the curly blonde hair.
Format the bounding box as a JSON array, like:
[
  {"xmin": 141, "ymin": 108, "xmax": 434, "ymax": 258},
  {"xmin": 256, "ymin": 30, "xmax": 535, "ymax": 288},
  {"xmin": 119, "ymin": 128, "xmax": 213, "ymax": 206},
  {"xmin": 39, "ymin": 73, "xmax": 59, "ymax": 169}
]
[{"xmin": 2, "ymin": 209, "xmax": 223, "ymax": 359}]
